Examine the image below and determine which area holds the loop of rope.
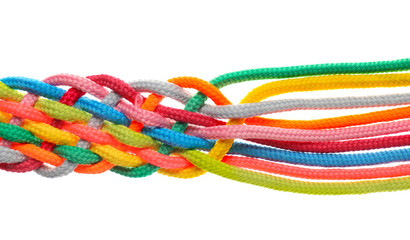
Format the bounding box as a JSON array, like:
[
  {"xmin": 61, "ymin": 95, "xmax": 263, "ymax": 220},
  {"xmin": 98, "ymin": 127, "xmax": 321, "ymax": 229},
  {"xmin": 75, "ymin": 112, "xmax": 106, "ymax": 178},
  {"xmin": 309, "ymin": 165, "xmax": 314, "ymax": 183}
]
[{"xmin": 1, "ymin": 58, "xmax": 410, "ymax": 194}]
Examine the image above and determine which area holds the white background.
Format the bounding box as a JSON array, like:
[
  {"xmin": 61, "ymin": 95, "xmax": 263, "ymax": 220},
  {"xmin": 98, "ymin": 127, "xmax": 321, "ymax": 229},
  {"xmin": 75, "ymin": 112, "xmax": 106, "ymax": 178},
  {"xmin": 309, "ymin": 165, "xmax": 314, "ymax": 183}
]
[{"xmin": 1, "ymin": 0, "xmax": 409, "ymax": 239}]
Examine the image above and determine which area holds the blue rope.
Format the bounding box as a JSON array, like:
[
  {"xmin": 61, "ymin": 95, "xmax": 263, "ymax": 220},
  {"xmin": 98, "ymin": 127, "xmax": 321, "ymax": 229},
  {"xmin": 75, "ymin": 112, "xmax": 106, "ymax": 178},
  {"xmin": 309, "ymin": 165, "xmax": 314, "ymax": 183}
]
[{"xmin": 142, "ymin": 127, "xmax": 410, "ymax": 167}]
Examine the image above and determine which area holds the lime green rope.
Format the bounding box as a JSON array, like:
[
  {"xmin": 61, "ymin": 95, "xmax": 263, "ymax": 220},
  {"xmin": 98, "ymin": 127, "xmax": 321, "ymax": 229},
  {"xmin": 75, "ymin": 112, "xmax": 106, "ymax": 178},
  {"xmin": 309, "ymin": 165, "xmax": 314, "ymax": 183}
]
[
  {"xmin": 35, "ymin": 99, "xmax": 91, "ymax": 123},
  {"xmin": 102, "ymin": 123, "xmax": 161, "ymax": 149},
  {"xmin": 179, "ymin": 150, "xmax": 410, "ymax": 195},
  {"xmin": 0, "ymin": 82, "xmax": 23, "ymax": 102}
]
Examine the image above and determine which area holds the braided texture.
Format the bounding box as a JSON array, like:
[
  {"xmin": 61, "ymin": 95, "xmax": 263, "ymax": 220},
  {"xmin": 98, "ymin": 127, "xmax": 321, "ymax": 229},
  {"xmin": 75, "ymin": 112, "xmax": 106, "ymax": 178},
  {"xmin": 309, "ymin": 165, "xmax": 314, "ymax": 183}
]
[{"xmin": 1, "ymin": 58, "xmax": 410, "ymax": 195}]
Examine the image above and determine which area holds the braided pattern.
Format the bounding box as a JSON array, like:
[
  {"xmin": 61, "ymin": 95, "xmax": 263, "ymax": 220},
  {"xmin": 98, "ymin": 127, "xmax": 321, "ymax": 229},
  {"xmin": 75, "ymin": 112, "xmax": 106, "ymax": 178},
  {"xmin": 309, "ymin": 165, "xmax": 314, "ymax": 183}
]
[{"xmin": 1, "ymin": 58, "xmax": 410, "ymax": 194}]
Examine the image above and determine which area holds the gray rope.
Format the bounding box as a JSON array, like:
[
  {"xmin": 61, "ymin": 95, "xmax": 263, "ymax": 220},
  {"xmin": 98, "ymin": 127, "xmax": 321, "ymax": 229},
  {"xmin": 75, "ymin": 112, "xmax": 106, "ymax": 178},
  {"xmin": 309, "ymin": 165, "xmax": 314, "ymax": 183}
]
[
  {"xmin": 130, "ymin": 80, "xmax": 410, "ymax": 119},
  {"xmin": 0, "ymin": 146, "xmax": 27, "ymax": 163},
  {"xmin": 200, "ymin": 94, "xmax": 410, "ymax": 118}
]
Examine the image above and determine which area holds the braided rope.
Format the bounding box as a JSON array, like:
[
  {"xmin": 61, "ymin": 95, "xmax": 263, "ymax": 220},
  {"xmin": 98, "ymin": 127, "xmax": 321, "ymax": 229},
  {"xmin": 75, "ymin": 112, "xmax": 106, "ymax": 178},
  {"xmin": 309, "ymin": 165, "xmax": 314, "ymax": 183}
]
[{"xmin": 1, "ymin": 58, "xmax": 410, "ymax": 194}]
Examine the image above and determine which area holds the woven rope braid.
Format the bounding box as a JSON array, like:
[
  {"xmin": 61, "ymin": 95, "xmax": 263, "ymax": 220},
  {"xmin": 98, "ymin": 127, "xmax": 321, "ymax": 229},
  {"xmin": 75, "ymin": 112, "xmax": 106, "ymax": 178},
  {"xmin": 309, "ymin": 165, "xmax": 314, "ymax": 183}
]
[{"xmin": 1, "ymin": 58, "xmax": 410, "ymax": 194}]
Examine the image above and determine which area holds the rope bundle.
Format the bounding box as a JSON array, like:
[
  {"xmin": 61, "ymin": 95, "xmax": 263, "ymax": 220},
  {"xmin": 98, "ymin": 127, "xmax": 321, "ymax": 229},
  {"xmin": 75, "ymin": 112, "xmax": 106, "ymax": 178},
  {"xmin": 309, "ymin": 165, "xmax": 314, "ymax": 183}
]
[{"xmin": 1, "ymin": 59, "xmax": 410, "ymax": 195}]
